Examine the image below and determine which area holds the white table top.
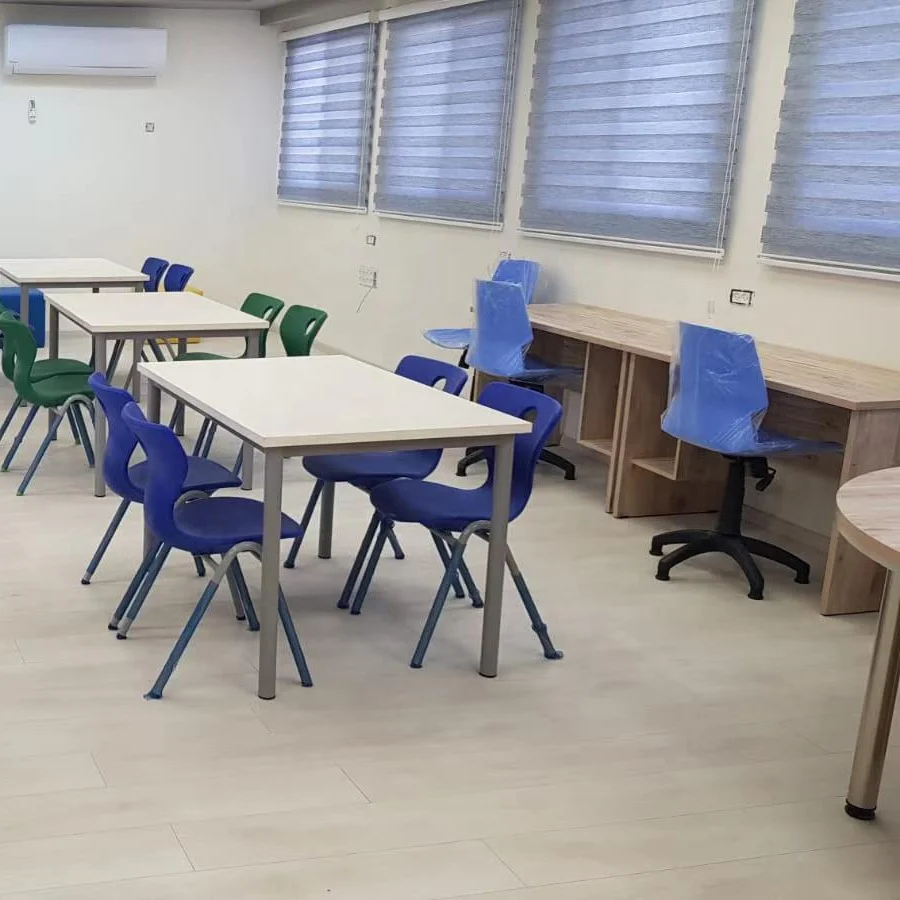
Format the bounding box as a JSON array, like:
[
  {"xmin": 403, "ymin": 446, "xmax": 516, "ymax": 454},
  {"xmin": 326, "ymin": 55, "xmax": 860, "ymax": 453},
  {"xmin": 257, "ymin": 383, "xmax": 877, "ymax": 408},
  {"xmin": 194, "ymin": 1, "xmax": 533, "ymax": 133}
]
[
  {"xmin": 0, "ymin": 258, "xmax": 147, "ymax": 285},
  {"xmin": 46, "ymin": 292, "xmax": 269, "ymax": 335},
  {"xmin": 138, "ymin": 355, "xmax": 532, "ymax": 451}
]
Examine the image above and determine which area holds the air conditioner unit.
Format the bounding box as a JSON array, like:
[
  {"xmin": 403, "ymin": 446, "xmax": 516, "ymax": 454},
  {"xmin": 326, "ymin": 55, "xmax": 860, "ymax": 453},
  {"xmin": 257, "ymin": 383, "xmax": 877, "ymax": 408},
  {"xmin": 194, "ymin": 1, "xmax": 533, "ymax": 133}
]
[{"xmin": 3, "ymin": 25, "xmax": 167, "ymax": 77}]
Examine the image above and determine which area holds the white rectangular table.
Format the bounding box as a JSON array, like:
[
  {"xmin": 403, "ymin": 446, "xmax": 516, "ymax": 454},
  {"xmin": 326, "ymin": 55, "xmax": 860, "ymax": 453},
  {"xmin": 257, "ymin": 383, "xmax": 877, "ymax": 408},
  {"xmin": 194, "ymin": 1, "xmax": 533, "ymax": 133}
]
[
  {"xmin": 47, "ymin": 291, "xmax": 268, "ymax": 498},
  {"xmin": 0, "ymin": 258, "xmax": 147, "ymax": 331},
  {"xmin": 138, "ymin": 355, "xmax": 532, "ymax": 699}
]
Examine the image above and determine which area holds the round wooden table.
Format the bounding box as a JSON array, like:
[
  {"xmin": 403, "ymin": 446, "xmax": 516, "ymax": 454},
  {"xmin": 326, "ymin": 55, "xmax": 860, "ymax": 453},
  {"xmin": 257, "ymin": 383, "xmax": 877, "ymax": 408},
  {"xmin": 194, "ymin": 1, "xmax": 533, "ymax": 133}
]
[{"xmin": 836, "ymin": 467, "xmax": 900, "ymax": 820}]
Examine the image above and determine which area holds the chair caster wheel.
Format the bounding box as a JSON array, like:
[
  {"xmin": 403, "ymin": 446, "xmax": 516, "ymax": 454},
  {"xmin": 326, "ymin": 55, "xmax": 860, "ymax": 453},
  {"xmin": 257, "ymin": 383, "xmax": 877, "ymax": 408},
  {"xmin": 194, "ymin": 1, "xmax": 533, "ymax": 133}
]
[
  {"xmin": 115, "ymin": 633, "xmax": 127, "ymax": 640},
  {"xmin": 649, "ymin": 547, "xmax": 663, "ymax": 557},
  {"xmin": 456, "ymin": 466, "xmax": 468, "ymax": 478},
  {"xmin": 564, "ymin": 472, "xmax": 576, "ymax": 481},
  {"xmin": 748, "ymin": 589, "xmax": 764, "ymax": 600},
  {"xmin": 795, "ymin": 573, "xmax": 810, "ymax": 585},
  {"xmin": 655, "ymin": 571, "xmax": 670, "ymax": 582}
]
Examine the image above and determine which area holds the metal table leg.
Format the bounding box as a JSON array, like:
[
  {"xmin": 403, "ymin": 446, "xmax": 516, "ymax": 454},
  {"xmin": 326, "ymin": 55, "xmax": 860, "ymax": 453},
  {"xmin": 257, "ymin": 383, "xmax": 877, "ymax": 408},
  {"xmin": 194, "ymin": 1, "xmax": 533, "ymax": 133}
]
[
  {"xmin": 92, "ymin": 336, "xmax": 107, "ymax": 498},
  {"xmin": 846, "ymin": 572, "xmax": 900, "ymax": 819},
  {"xmin": 131, "ymin": 339, "xmax": 143, "ymax": 403},
  {"xmin": 480, "ymin": 436, "xmax": 513, "ymax": 678},
  {"xmin": 19, "ymin": 284, "xmax": 29, "ymax": 335},
  {"xmin": 318, "ymin": 481, "xmax": 335, "ymax": 560},
  {"xmin": 258, "ymin": 450, "xmax": 284, "ymax": 700},
  {"xmin": 143, "ymin": 382, "xmax": 162, "ymax": 557},
  {"xmin": 174, "ymin": 338, "xmax": 187, "ymax": 435},
  {"xmin": 241, "ymin": 330, "xmax": 258, "ymax": 490},
  {"xmin": 48, "ymin": 305, "xmax": 59, "ymax": 434}
]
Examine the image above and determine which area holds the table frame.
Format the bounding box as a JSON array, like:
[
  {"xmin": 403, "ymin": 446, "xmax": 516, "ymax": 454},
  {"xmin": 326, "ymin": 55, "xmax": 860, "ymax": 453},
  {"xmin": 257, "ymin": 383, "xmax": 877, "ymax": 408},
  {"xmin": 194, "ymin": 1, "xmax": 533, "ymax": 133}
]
[{"xmin": 142, "ymin": 375, "xmax": 517, "ymax": 699}]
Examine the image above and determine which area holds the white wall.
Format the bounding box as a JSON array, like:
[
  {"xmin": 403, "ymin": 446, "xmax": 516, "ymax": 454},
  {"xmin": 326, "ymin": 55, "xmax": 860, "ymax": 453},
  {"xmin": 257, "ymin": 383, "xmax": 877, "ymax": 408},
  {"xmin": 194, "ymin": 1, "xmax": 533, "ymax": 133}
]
[{"xmin": 0, "ymin": 5, "xmax": 283, "ymax": 305}]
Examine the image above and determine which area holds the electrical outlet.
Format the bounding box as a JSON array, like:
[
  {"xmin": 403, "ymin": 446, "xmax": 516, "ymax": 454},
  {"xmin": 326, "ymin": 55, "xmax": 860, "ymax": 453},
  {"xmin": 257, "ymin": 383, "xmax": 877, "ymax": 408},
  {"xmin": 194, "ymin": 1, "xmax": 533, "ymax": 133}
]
[
  {"xmin": 730, "ymin": 288, "xmax": 754, "ymax": 306},
  {"xmin": 366, "ymin": 234, "xmax": 377, "ymax": 246},
  {"xmin": 358, "ymin": 266, "xmax": 377, "ymax": 289},
  {"xmin": 144, "ymin": 122, "xmax": 155, "ymax": 133}
]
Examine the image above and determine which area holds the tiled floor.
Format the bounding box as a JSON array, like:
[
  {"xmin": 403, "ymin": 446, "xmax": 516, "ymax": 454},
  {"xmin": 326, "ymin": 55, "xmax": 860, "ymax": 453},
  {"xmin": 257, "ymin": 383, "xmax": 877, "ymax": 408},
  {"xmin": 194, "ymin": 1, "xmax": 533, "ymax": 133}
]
[{"xmin": 0, "ymin": 333, "xmax": 898, "ymax": 897}]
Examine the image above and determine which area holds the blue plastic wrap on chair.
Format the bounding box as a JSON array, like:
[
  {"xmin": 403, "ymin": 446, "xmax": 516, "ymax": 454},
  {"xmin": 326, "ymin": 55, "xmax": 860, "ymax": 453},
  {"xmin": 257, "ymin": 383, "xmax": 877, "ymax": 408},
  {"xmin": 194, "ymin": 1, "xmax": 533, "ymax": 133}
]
[
  {"xmin": 423, "ymin": 328, "xmax": 473, "ymax": 351},
  {"xmin": 493, "ymin": 259, "xmax": 541, "ymax": 303},
  {"xmin": 467, "ymin": 280, "xmax": 581, "ymax": 384},
  {"xmin": 661, "ymin": 322, "xmax": 841, "ymax": 457}
]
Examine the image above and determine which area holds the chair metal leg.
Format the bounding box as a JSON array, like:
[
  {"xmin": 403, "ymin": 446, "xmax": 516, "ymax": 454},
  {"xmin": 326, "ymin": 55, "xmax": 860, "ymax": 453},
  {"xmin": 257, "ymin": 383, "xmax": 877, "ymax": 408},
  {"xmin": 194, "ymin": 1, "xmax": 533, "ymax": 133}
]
[
  {"xmin": 655, "ymin": 538, "xmax": 719, "ymax": 583},
  {"xmin": 66, "ymin": 408, "xmax": 81, "ymax": 445},
  {"xmin": 145, "ymin": 577, "xmax": 222, "ymax": 700},
  {"xmin": 0, "ymin": 396, "xmax": 23, "ymax": 444},
  {"xmin": 231, "ymin": 557, "xmax": 259, "ymax": 631},
  {"xmin": 224, "ymin": 557, "xmax": 247, "ymax": 622},
  {"xmin": 337, "ymin": 510, "xmax": 381, "ymax": 610},
  {"xmin": 192, "ymin": 556, "xmax": 206, "ymax": 577},
  {"xmin": 387, "ymin": 527, "xmax": 405, "ymax": 561},
  {"xmin": 106, "ymin": 339, "xmax": 125, "ymax": 379},
  {"xmin": 192, "ymin": 419, "xmax": 210, "ymax": 457},
  {"xmin": 2, "ymin": 402, "xmax": 40, "ymax": 471},
  {"xmin": 147, "ymin": 339, "xmax": 166, "ymax": 362},
  {"xmin": 349, "ymin": 517, "xmax": 392, "ymax": 615},
  {"xmin": 71, "ymin": 402, "xmax": 95, "ymax": 468},
  {"xmin": 117, "ymin": 543, "xmax": 173, "ymax": 637},
  {"xmin": 284, "ymin": 479, "xmax": 325, "ymax": 569},
  {"xmin": 167, "ymin": 402, "xmax": 184, "ymax": 431},
  {"xmin": 457, "ymin": 555, "xmax": 483, "ymax": 608},
  {"xmin": 278, "ymin": 586, "xmax": 313, "ymax": 687},
  {"xmin": 457, "ymin": 448, "xmax": 487, "ymax": 477},
  {"xmin": 506, "ymin": 546, "xmax": 563, "ymax": 660},
  {"xmin": 720, "ymin": 539, "xmax": 767, "ymax": 600},
  {"xmin": 430, "ymin": 532, "xmax": 466, "ymax": 599},
  {"xmin": 16, "ymin": 409, "xmax": 63, "ymax": 495},
  {"xmin": 82, "ymin": 498, "xmax": 131, "ymax": 584},
  {"xmin": 410, "ymin": 536, "xmax": 467, "ymax": 669},
  {"xmin": 203, "ymin": 422, "xmax": 219, "ymax": 460},
  {"xmin": 539, "ymin": 448, "xmax": 576, "ymax": 481},
  {"xmin": 108, "ymin": 540, "xmax": 162, "ymax": 630}
]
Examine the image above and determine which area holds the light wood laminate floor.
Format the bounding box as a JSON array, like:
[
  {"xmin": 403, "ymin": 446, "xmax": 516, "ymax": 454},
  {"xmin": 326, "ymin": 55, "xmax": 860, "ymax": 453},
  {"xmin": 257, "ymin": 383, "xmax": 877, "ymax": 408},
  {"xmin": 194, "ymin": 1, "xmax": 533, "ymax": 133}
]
[{"xmin": 0, "ymin": 334, "xmax": 897, "ymax": 898}]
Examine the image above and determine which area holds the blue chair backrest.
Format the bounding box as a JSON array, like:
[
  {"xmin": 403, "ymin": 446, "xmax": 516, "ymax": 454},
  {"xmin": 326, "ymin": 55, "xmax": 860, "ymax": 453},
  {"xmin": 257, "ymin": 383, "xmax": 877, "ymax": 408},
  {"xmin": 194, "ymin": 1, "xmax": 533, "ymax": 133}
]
[
  {"xmin": 141, "ymin": 257, "xmax": 168, "ymax": 292},
  {"xmin": 395, "ymin": 354, "xmax": 468, "ymax": 397},
  {"xmin": 163, "ymin": 263, "xmax": 194, "ymax": 293},
  {"xmin": 122, "ymin": 402, "xmax": 189, "ymax": 546},
  {"xmin": 478, "ymin": 382, "xmax": 562, "ymax": 521},
  {"xmin": 661, "ymin": 321, "xmax": 769, "ymax": 454},
  {"xmin": 88, "ymin": 373, "xmax": 142, "ymax": 502},
  {"xmin": 493, "ymin": 259, "xmax": 541, "ymax": 305},
  {"xmin": 467, "ymin": 280, "xmax": 532, "ymax": 378}
]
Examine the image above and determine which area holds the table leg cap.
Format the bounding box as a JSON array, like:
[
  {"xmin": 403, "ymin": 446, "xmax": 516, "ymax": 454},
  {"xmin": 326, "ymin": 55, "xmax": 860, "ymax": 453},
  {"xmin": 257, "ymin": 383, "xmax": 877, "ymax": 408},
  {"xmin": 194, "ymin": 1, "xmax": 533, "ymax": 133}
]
[{"xmin": 845, "ymin": 801, "xmax": 876, "ymax": 821}]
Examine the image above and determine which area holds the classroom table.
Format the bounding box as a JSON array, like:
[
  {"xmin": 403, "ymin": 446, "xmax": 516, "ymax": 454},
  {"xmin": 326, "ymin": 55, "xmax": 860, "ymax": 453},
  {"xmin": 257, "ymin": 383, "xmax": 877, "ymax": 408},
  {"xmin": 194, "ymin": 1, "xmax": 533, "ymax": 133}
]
[
  {"xmin": 45, "ymin": 291, "xmax": 268, "ymax": 498},
  {"xmin": 137, "ymin": 355, "xmax": 532, "ymax": 700},
  {"xmin": 522, "ymin": 303, "xmax": 900, "ymax": 616},
  {"xmin": 0, "ymin": 258, "xmax": 147, "ymax": 329},
  {"xmin": 836, "ymin": 468, "xmax": 900, "ymax": 820}
]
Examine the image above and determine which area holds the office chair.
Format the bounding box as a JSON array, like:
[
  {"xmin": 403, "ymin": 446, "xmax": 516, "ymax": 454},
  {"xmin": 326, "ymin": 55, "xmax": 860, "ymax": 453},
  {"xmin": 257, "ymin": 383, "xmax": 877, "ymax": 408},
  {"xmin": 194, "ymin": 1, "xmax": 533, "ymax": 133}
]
[
  {"xmin": 351, "ymin": 382, "xmax": 564, "ymax": 669},
  {"xmin": 283, "ymin": 356, "xmax": 469, "ymax": 610},
  {"xmin": 83, "ymin": 375, "xmax": 241, "ymax": 629},
  {"xmin": 461, "ymin": 280, "xmax": 580, "ymax": 480},
  {"xmin": 121, "ymin": 402, "xmax": 312, "ymax": 698},
  {"xmin": 650, "ymin": 322, "xmax": 841, "ymax": 600}
]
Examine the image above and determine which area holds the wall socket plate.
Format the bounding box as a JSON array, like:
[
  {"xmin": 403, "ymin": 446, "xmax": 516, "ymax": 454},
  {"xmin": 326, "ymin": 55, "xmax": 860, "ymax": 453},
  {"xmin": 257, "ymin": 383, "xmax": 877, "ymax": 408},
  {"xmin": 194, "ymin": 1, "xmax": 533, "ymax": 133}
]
[
  {"xmin": 358, "ymin": 265, "xmax": 377, "ymax": 289},
  {"xmin": 365, "ymin": 234, "xmax": 377, "ymax": 246},
  {"xmin": 730, "ymin": 288, "xmax": 754, "ymax": 306},
  {"xmin": 144, "ymin": 122, "xmax": 155, "ymax": 133}
]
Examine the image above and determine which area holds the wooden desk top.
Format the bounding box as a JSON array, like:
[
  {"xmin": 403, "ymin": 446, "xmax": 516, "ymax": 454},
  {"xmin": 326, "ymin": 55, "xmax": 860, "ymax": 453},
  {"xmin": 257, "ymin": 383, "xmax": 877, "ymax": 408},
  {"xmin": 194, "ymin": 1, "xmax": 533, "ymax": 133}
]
[
  {"xmin": 836, "ymin": 468, "xmax": 900, "ymax": 570},
  {"xmin": 530, "ymin": 303, "xmax": 900, "ymax": 411}
]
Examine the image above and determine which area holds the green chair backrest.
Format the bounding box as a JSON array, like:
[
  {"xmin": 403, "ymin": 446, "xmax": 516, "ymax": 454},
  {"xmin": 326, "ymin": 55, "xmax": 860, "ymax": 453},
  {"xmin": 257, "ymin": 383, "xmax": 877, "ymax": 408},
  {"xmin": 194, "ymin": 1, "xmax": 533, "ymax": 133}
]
[
  {"xmin": 0, "ymin": 315, "xmax": 39, "ymax": 403},
  {"xmin": 0, "ymin": 310, "xmax": 20, "ymax": 382},
  {"xmin": 280, "ymin": 304, "xmax": 328, "ymax": 358},
  {"xmin": 240, "ymin": 293, "xmax": 286, "ymax": 358}
]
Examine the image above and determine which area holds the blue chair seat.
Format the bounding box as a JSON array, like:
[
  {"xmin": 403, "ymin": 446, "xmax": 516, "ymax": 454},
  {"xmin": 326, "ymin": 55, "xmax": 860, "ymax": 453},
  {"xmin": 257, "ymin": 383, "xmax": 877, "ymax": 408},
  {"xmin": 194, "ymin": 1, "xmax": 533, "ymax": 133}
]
[
  {"xmin": 303, "ymin": 450, "xmax": 442, "ymax": 489},
  {"xmin": 423, "ymin": 327, "xmax": 473, "ymax": 350},
  {"xmin": 130, "ymin": 456, "xmax": 242, "ymax": 496},
  {"xmin": 174, "ymin": 496, "xmax": 303, "ymax": 554},
  {"xmin": 371, "ymin": 479, "xmax": 495, "ymax": 534}
]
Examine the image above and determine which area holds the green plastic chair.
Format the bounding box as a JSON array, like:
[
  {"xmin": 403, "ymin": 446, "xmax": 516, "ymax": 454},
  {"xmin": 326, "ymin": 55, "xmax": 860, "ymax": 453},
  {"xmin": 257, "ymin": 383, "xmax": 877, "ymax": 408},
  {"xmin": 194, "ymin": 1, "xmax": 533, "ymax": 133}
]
[
  {"xmin": 194, "ymin": 303, "xmax": 328, "ymax": 466},
  {"xmin": 280, "ymin": 304, "xmax": 328, "ymax": 358},
  {"xmin": 0, "ymin": 316, "xmax": 95, "ymax": 495},
  {"xmin": 0, "ymin": 311, "xmax": 92, "ymax": 445},
  {"xmin": 175, "ymin": 293, "xmax": 286, "ymax": 363}
]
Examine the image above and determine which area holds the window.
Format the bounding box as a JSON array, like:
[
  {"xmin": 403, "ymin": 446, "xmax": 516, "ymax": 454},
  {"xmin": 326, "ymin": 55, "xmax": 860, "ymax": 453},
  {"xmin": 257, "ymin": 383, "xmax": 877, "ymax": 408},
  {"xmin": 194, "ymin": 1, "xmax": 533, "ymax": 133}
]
[
  {"xmin": 277, "ymin": 24, "xmax": 378, "ymax": 209},
  {"xmin": 520, "ymin": 0, "xmax": 755, "ymax": 254},
  {"xmin": 762, "ymin": 0, "xmax": 900, "ymax": 274},
  {"xmin": 373, "ymin": 0, "xmax": 521, "ymax": 225}
]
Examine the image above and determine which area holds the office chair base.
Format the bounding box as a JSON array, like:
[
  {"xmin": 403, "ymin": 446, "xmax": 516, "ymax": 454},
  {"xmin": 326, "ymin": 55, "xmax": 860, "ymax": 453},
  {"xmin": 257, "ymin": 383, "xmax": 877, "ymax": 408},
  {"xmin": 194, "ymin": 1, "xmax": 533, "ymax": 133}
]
[
  {"xmin": 652, "ymin": 530, "xmax": 810, "ymax": 601},
  {"xmin": 457, "ymin": 447, "xmax": 576, "ymax": 480}
]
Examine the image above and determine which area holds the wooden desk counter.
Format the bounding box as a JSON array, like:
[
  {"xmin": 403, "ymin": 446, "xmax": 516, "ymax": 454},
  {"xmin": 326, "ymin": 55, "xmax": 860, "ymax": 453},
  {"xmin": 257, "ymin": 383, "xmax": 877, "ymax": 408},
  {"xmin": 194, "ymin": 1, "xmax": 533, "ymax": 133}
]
[{"xmin": 527, "ymin": 303, "xmax": 900, "ymax": 616}]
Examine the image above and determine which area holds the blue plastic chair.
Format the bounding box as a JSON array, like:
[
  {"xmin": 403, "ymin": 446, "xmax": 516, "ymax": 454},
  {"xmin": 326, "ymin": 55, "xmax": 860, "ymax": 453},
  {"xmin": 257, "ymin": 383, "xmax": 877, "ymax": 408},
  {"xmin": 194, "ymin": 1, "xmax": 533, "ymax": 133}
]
[
  {"xmin": 459, "ymin": 280, "xmax": 580, "ymax": 480},
  {"xmin": 423, "ymin": 259, "xmax": 541, "ymax": 351},
  {"xmin": 141, "ymin": 257, "xmax": 168, "ymax": 292},
  {"xmin": 120, "ymin": 402, "xmax": 312, "ymax": 698},
  {"xmin": 352, "ymin": 382, "xmax": 564, "ymax": 669},
  {"xmin": 651, "ymin": 322, "xmax": 841, "ymax": 599},
  {"xmin": 85, "ymin": 374, "xmax": 243, "ymax": 635},
  {"xmin": 283, "ymin": 355, "xmax": 470, "ymax": 603},
  {"xmin": 163, "ymin": 263, "xmax": 194, "ymax": 293}
]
